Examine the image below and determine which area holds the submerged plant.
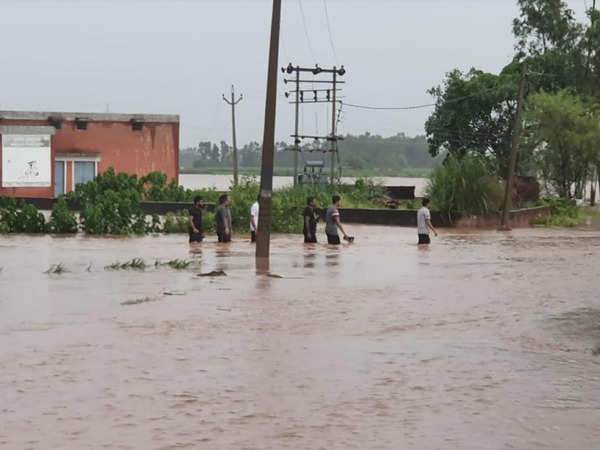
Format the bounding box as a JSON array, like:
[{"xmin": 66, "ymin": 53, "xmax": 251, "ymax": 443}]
[
  {"xmin": 155, "ymin": 259, "xmax": 192, "ymax": 270},
  {"xmin": 44, "ymin": 263, "xmax": 68, "ymax": 274},
  {"xmin": 121, "ymin": 296, "xmax": 157, "ymax": 306},
  {"xmin": 105, "ymin": 258, "xmax": 147, "ymax": 271}
]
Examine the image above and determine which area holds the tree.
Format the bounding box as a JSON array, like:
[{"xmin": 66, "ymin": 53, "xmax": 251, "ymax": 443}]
[
  {"xmin": 512, "ymin": 0, "xmax": 599, "ymax": 97},
  {"xmin": 525, "ymin": 91, "xmax": 600, "ymax": 198},
  {"xmin": 513, "ymin": 0, "xmax": 581, "ymax": 56},
  {"xmin": 425, "ymin": 66, "xmax": 520, "ymax": 176}
]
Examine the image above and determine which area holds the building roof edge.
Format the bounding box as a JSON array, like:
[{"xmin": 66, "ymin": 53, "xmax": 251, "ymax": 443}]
[{"xmin": 0, "ymin": 110, "xmax": 180, "ymax": 123}]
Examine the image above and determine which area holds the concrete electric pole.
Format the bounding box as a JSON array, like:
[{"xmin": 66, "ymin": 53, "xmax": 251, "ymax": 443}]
[
  {"xmin": 293, "ymin": 68, "xmax": 300, "ymax": 186},
  {"xmin": 499, "ymin": 61, "xmax": 528, "ymax": 231},
  {"xmin": 330, "ymin": 67, "xmax": 338, "ymax": 184},
  {"xmin": 222, "ymin": 85, "xmax": 243, "ymax": 186},
  {"xmin": 255, "ymin": 0, "xmax": 282, "ymax": 272}
]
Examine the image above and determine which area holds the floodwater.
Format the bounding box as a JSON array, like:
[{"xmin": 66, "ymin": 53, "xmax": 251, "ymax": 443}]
[
  {"xmin": 1, "ymin": 226, "xmax": 599, "ymax": 450},
  {"xmin": 179, "ymin": 174, "xmax": 429, "ymax": 196}
]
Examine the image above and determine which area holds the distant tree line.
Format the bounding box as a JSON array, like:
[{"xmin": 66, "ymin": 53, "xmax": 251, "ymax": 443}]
[{"xmin": 179, "ymin": 133, "xmax": 441, "ymax": 172}]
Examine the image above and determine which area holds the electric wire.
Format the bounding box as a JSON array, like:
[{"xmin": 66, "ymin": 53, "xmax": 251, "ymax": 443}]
[
  {"xmin": 298, "ymin": 0, "xmax": 317, "ymax": 63},
  {"xmin": 322, "ymin": 0, "xmax": 339, "ymax": 64},
  {"xmin": 342, "ymin": 101, "xmax": 436, "ymax": 111},
  {"xmin": 341, "ymin": 82, "xmax": 524, "ymax": 111}
]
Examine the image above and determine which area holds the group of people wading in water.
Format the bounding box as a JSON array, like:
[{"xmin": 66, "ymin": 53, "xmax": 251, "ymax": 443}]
[{"xmin": 188, "ymin": 194, "xmax": 437, "ymax": 246}]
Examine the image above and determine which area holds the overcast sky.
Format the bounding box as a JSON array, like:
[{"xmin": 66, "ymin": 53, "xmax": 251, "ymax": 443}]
[{"xmin": 0, "ymin": 0, "xmax": 590, "ymax": 147}]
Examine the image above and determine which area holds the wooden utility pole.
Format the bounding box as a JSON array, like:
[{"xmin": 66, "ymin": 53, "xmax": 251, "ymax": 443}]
[
  {"xmin": 256, "ymin": 0, "xmax": 282, "ymax": 272},
  {"xmin": 222, "ymin": 85, "xmax": 243, "ymax": 186},
  {"xmin": 499, "ymin": 61, "xmax": 528, "ymax": 231}
]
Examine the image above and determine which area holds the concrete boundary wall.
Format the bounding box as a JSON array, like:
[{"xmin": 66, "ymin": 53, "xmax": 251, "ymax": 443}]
[
  {"xmin": 453, "ymin": 206, "xmax": 550, "ymax": 229},
  {"xmin": 7, "ymin": 198, "xmax": 550, "ymax": 229}
]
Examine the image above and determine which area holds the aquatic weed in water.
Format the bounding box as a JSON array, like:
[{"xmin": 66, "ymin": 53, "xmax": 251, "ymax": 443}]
[
  {"xmin": 44, "ymin": 263, "xmax": 68, "ymax": 275},
  {"xmin": 121, "ymin": 296, "xmax": 157, "ymax": 306},
  {"xmin": 105, "ymin": 258, "xmax": 147, "ymax": 271},
  {"xmin": 155, "ymin": 259, "xmax": 192, "ymax": 270}
]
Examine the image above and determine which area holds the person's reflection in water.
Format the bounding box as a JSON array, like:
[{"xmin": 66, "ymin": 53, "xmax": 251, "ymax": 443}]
[
  {"xmin": 215, "ymin": 244, "xmax": 231, "ymax": 272},
  {"xmin": 325, "ymin": 247, "xmax": 341, "ymax": 271},
  {"xmin": 303, "ymin": 250, "xmax": 317, "ymax": 269},
  {"xmin": 188, "ymin": 245, "xmax": 203, "ymax": 271}
]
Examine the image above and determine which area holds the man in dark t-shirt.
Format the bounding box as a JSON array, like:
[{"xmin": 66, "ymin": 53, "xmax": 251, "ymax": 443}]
[
  {"xmin": 215, "ymin": 194, "xmax": 232, "ymax": 243},
  {"xmin": 303, "ymin": 196, "xmax": 318, "ymax": 243},
  {"xmin": 188, "ymin": 196, "xmax": 205, "ymax": 243}
]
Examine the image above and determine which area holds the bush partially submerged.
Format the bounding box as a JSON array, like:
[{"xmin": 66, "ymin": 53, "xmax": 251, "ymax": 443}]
[
  {"xmin": 532, "ymin": 198, "xmax": 580, "ymax": 227},
  {"xmin": 1, "ymin": 169, "xmax": 387, "ymax": 236},
  {"xmin": 427, "ymin": 154, "xmax": 503, "ymax": 222},
  {"xmin": 0, "ymin": 197, "xmax": 47, "ymax": 233},
  {"xmin": 49, "ymin": 198, "xmax": 78, "ymax": 233},
  {"xmin": 105, "ymin": 258, "xmax": 147, "ymax": 271},
  {"xmin": 71, "ymin": 169, "xmax": 144, "ymax": 235},
  {"xmin": 155, "ymin": 259, "xmax": 192, "ymax": 270},
  {"xmin": 44, "ymin": 263, "xmax": 68, "ymax": 274}
]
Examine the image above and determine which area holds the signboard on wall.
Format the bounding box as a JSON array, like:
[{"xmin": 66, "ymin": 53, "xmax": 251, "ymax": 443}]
[{"xmin": 1, "ymin": 134, "xmax": 52, "ymax": 187}]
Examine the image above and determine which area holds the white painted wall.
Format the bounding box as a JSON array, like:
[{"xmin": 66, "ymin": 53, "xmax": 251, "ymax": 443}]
[{"xmin": 1, "ymin": 134, "xmax": 51, "ymax": 187}]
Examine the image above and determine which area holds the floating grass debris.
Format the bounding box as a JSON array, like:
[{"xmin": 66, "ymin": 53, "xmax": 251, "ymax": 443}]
[
  {"xmin": 155, "ymin": 259, "xmax": 192, "ymax": 270},
  {"xmin": 44, "ymin": 263, "xmax": 68, "ymax": 275},
  {"xmin": 121, "ymin": 296, "xmax": 158, "ymax": 306},
  {"xmin": 163, "ymin": 290, "xmax": 186, "ymax": 296},
  {"xmin": 105, "ymin": 258, "xmax": 147, "ymax": 271},
  {"xmin": 197, "ymin": 270, "xmax": 227, "ymax": 277}
]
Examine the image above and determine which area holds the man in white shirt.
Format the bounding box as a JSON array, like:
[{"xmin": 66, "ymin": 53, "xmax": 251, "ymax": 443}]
[
  {"xmin": 250, "ymin": 195, "xmax": 259, "ymax": 243},
  {"xmin": 417, "ymin": 198, "xmax": 438, "ymax": 245}
]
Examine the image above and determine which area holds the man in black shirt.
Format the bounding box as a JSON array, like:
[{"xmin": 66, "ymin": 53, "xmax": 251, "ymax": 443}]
[
  {"xmin": 188, "ymin": 195, "xmax": 205, "ymax": 243},
  {"xmin": 303, "ymin": 196, "xmax": 318, "ymax": 243}
]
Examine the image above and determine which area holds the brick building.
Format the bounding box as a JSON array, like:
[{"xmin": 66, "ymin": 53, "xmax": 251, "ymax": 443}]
[{"xmin": 0, "ymin": 111, "xmax": 179, "ymax": 198}]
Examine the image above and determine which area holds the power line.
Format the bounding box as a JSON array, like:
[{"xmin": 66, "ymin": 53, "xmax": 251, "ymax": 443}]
[
  {"xmin": 298, "ymin": 0, "xmax": 317, "ymax": 63},
  {"xmin": 342, "ymin": 101, "xmax": 436, "ymax": 111},
  {"xmin": 341, "ymin": 82, "xmax": 526, "ymax": 112},
  {"xmin": 322, "ymin": 0, "xmax": 338, "ymax": 64}
]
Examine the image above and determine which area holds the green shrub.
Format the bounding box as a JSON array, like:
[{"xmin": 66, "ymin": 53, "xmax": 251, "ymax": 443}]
[
  {"xmin": 67, "ymin": 169, "xmax": 386, "ymax": 235},
  {"xmin": 0, "ymin": 221, "xmax": 9, "ymax": 234},
  {"xmin": 163, "ymin": 211, "xmax": 189, "ymax": 234},
  {"xmin": 13, "ymin": 203, "xmax": 47, "ymax": 233},
  {"xmin": 203, "ymin": 211, "xmax": 216, "ymax": 233},
  {"xmin": 48, "ymin": 198, "xmax": 78, "ymax": 233},
  {"xmin": 427, "ymin": 154, "xmax": 501, "ymax": 222},
  {"xmin": 148, "ymin": 214, "xmax": 162, "ymax": 233},
  {"xmin": 532, "ymin": 197, "xmax": 580, "ymax": 227},
  {"xmin": 403, "ymin": 200, "xmax": 418, "ymax": 210},
  {"xmin": 0, "ymin": 196, "xmax": 18, "ymax": 232},
  {"xmin": 71, "ymin": 168, "xmax": 144, "ymax": 234}
]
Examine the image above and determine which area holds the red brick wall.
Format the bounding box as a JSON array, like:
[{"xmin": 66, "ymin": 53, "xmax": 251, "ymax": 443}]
[{"xmin": 0, "ymin": 118, "xmax": 179, "ymax": 198}]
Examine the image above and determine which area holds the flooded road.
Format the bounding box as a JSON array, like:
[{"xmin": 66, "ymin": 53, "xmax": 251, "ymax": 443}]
[{"xmin": 1, "ymin": 226, "xmax": 599, "ymax": 449}]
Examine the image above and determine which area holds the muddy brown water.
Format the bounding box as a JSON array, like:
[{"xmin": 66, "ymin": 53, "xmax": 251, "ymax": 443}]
[{"xmin": 1, "ymin": 226, "xmax": 599, "ymax": 449}]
